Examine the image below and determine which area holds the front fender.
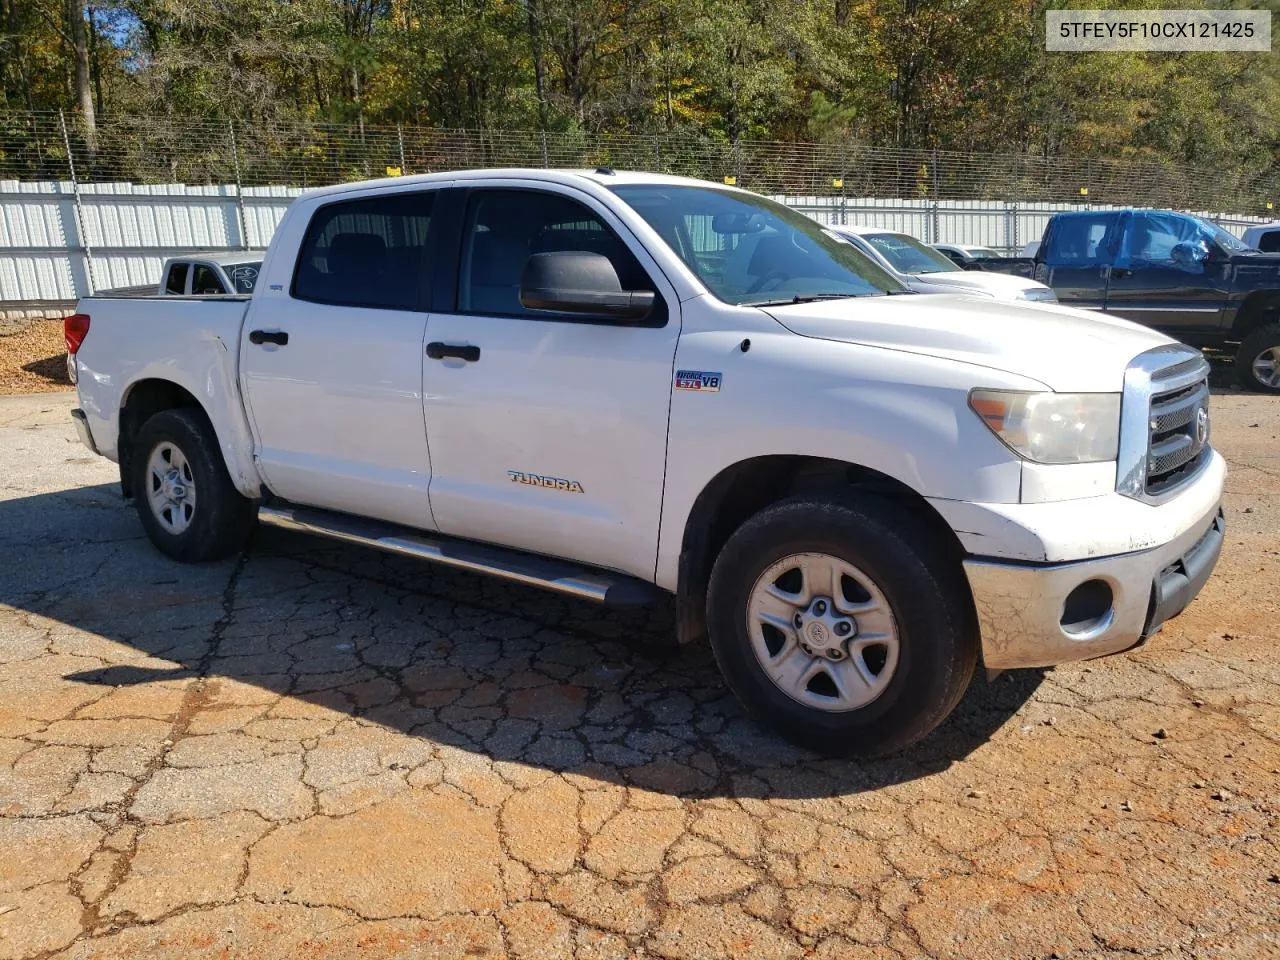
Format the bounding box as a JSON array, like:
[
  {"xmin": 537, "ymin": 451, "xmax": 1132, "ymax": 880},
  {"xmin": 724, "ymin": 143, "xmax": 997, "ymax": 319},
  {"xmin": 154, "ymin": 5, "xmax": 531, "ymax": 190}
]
[{"xmin": 654, "ymin": 329, "xmax": 1039, "ymax": 590}]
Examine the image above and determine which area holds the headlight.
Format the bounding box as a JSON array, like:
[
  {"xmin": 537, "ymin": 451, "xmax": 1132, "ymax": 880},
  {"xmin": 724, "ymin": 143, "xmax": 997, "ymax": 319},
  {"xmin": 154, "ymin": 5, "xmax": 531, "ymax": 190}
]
[
  {"xmin": 970, "ymin": 390, "xmax": 1120, "ymax": 464},
  {"xmin": 1020, "ymin": 287, "xmax": 1057, "ymax": 302}
]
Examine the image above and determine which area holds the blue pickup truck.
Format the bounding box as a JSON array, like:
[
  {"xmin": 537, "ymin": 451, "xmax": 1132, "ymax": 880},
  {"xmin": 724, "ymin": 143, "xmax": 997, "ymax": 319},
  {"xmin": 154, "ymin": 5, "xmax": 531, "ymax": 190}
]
[{"xmin": 984, "ymin": 209, "xmax": 1280, "ymax": 392}]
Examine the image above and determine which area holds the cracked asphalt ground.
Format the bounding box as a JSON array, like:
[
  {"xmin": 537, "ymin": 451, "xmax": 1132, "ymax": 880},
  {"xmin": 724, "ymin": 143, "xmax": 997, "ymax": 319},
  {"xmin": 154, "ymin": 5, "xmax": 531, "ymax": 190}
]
[{"xmin": 0, "ymin": 387, "xmax": 1277, "ymax": 960}]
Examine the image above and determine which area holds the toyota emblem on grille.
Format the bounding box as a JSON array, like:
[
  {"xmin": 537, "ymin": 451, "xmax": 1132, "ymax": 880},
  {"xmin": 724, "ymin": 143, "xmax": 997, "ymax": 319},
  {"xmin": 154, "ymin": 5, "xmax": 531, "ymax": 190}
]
[{"xmin": 1195, "ymin": 406, "xmax": 1209, "ymax": 445}]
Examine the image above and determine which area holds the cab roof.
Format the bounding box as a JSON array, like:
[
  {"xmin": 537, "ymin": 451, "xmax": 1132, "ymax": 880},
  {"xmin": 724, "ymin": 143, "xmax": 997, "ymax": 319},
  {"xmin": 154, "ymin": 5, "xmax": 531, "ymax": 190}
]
[{"xmin": 298, "ymin": 168, "xmax": 735, "ymax": 200}]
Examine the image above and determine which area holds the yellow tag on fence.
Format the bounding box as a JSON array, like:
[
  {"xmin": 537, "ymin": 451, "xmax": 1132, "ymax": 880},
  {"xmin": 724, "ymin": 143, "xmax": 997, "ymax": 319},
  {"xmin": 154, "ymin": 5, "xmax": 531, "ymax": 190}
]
[
  {"xmin": 386, "ymin": 166, "xmax": 403, "ymax": 177},
  {"xmin": 723, "ymin": 175, "xmax": 737, "ymax": 186},
  {"xmin": 832, "ymin": 179, "xmax": 844, "ymax": 188},
  {"xmin": 1079, "ymin": 186, "xmax": 1089, "ymax": 196}
]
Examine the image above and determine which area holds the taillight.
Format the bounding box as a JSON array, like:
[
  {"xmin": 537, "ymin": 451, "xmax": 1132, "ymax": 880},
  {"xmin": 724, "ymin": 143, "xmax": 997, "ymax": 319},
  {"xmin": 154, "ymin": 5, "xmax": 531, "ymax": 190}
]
[{"xmin": 64, "ymin": 313, "xmax": 90, "ymax": 354}]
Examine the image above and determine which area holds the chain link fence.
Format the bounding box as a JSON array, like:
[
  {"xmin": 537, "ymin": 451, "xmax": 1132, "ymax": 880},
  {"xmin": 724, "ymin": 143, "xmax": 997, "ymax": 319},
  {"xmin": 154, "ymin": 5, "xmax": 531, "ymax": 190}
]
[{"xmin": 2, "ymin": 110, "xmax": 1277, "ymax": 212}]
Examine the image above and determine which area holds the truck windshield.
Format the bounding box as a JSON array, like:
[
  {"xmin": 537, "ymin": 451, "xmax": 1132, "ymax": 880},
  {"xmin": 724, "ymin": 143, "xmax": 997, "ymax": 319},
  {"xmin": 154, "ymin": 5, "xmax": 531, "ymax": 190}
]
[
  {"xmin": 611, "ymin": 185, "xmax": 905, "ymax": 305},
  {"xmin": 1188, "ymin": 217, "xmax": 1252, "ymax": 254},
  {"xmin": 862, "ymin": 233, "xmax": 959, "ymax": 275}
]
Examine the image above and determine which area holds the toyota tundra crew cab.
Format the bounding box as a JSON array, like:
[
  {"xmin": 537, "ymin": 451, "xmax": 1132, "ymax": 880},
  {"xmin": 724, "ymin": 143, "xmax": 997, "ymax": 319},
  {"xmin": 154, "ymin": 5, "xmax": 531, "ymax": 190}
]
[{"xmin": 64, "ymin": 170, "xmax": 1226, "ymax": 757}]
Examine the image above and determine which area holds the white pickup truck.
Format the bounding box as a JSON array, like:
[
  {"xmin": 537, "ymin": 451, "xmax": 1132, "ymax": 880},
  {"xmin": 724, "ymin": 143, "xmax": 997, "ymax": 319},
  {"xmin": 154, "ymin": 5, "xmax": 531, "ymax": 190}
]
[
  {"xmin": 65, "ymin": 169, "xmax": 1225, "ymax": 756},
  {"xmin": 102, "ymin": 252, "xmax": 264, "ymax": 299}
]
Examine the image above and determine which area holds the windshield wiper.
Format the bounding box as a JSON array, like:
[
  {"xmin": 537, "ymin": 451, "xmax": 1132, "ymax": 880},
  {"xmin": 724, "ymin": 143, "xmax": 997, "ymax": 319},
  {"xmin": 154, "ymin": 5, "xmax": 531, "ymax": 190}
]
[{"xmin": 741, "ymin": 292, "xmax": 874, "ymax": 307}]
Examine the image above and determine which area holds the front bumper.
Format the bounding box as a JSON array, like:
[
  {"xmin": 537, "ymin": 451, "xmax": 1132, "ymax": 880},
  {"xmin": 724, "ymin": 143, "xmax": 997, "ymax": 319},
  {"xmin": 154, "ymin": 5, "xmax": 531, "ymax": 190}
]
[
  {"xmin": 70, "ymin": 407, "xmax": 99, "ymax": 456},
  {"xmin": 965, "ymin": 502, "xmax": 1224, "ymax": 670}
]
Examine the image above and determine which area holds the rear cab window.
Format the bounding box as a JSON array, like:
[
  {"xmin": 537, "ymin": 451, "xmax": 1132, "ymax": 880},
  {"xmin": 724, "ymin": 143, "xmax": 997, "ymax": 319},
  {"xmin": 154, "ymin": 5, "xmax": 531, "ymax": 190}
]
[
  {"xmin": 227, "ymin": 262, "xmax": 262, "ymax": 294},
  {"xmin": 292, "ymin": 192, "xmax": 436, "ymax": 310}
]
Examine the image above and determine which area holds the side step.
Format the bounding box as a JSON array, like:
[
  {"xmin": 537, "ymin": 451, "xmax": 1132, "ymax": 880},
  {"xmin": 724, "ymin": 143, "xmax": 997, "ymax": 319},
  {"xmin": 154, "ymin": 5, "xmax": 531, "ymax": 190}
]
[{"xmin": 257, "ymin": 504, "xmax": 663, "ymax": 607}]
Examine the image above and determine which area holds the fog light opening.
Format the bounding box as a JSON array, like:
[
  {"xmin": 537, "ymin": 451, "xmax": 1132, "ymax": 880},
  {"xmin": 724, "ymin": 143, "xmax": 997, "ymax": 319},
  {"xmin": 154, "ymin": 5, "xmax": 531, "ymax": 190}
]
[{"xmin": 1061, "ymin": 579, "xmax": 1114, "ymax": 639}]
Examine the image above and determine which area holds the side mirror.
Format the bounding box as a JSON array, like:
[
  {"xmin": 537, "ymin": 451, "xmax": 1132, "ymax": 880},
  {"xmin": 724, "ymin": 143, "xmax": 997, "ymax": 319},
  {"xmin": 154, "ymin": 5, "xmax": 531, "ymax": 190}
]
[
  {"xmin": 1170, "ymin": 240, "xmax": 1208, "ymax": 265},
  {"xmin": 520, "ymin": 251, "xmax": 655, "ymax": 321}
]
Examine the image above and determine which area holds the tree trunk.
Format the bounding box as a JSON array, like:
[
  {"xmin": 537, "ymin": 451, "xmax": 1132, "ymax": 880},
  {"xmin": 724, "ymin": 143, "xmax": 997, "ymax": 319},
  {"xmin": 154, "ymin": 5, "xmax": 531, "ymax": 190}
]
[
  {"xmin": 352, "ymin": 64, "xmax": 365, "ymax": 137},
  {"xmin": 88, "ymin": 5, "xmax": 103, "ymax": 116},
  {"xmin": 527, "ymin": 0, "xmax": 549, "ymax": 130},
  {"xmin": 66, "ymin": 0, "xmax": 96, "ymax": 156}
]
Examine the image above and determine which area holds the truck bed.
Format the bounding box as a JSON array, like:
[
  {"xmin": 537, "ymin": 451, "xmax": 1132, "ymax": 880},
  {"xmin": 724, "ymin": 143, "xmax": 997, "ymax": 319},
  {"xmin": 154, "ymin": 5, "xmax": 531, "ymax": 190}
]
[
  {"xmin": 71, "ymin": 294, "xmax": 254, "ymax": 473},
  {"xmin": 971, "ymin": 258, "xmax": 1037, "ymax": 279}
]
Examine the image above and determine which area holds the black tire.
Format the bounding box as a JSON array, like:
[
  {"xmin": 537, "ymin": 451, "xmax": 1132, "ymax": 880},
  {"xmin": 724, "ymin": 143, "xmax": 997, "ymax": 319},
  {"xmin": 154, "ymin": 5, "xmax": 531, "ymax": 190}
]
[
  {"xmin": 131, "ymin": 408, "xmax": 256, "ymax": 562},
  {"xmin": 1236, "ymin": 323, "xmax": 1280, "ymax": 393},
  {"xmin": 706, "ymin": 495, "xmax": 978, "ymax": 758}
]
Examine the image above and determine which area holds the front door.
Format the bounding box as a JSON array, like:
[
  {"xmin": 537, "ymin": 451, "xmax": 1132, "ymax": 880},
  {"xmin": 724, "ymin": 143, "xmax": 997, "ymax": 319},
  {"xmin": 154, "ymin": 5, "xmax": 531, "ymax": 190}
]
[
  {"xmin": 239, "ymin": 187, "xmax": 442, "ymax": 529},
  {"xmin": 421, "ymin": 183, "xmax": 680, "ymax": 580},
  {"xmin": 1101, "ymin": 210, "xmax": 1230, "ymax": 336}
]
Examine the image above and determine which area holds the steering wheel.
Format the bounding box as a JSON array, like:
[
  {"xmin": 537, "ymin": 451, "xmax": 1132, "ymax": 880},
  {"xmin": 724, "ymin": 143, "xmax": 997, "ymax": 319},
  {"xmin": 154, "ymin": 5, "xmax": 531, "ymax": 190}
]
[{"xmin": 746, "ymin": 270, "xmax": 789, "ymax": 295}]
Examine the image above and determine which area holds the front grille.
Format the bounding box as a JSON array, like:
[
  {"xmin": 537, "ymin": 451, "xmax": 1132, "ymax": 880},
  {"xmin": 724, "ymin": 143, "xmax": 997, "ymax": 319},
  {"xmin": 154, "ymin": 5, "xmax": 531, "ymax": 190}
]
[
  {"xmin": 1145, "ymin": 374, "xmax": 1210, "ymax": 497},
  {"xmin": 1117, "ymin": 345, "xmax": 1212, "ymax": 504}
]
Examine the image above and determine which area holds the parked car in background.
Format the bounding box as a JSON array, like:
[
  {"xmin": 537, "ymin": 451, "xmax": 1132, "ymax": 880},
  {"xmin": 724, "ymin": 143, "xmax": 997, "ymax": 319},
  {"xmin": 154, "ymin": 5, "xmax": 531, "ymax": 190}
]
[
  {"xmin": 933, "ymin": 242, "xmax": 1004, "ymax": 268},
  {"xmin": 1241, "ymin": 222, "xmax": 1280, "ymax": 253},
  {"xmin": 63, "ymin": 169, "xmax": 1224, "ymax": 757},
  {"xmin": 98, "ymin": 252, "xmax": 265, "ymax": 299},
  {"xmin": 832, "ymin": 226, "xmax": 1057, "ymax": 301},
  {"xmin": 159, "ymin": 253, "xmax": 264, "ymax": 295},
  {"xmin": 979, "ymin": 209, "xmax": 1280, "ymax": 391}
]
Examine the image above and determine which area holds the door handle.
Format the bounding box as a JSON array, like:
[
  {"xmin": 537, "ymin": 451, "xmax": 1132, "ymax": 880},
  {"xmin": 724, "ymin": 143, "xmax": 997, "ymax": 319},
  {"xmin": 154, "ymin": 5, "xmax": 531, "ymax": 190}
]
[
  {"xmin": 249, "ymin": 329, "xmax": 289, "ymax": 346},
  {"xmin": 1110, "ymin": 267, "xmax": 1133, "ymax": 279},
  {"xmin": 426, "ymin": 342, "xmax": 480, "ymax": 362}
]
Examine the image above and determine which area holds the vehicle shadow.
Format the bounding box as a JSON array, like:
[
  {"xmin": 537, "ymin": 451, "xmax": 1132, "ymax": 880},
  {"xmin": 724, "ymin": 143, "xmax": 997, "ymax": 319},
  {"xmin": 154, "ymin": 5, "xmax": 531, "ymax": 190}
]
[
  {"xmin": 2, "ymin": 482, "xmax": 1046, "ymax": 801},
  {"xmin": 20, "ymin": 353, "xmax": 72, "ymax": 388}
]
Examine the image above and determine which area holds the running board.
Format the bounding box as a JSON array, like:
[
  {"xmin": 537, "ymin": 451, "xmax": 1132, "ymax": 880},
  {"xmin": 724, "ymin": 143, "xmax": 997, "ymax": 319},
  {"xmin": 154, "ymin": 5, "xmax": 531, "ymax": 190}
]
[{"xmin": 257, "ymin": 504, "xmax": 662, "ymax": 607}]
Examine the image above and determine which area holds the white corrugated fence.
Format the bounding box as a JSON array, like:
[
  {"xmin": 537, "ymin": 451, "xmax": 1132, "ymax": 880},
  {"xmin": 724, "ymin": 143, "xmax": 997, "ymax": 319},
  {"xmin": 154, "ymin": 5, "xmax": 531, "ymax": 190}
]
[{"xmin": 0, "ymin": 180, "xmax": 1266, "ymax": 320}]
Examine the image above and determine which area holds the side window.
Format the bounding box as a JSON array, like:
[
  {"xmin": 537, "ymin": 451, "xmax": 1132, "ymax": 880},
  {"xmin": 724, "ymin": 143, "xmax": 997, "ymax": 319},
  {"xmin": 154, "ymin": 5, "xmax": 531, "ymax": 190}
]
[
  {"xmin": 1120, "ymin": 212, "xmax": 1211, "ymax": 269},
  {"xmin": 192, "ymin": 264, "xmax": 225, "ymax": 295},
  {"xmin": 164, "ymin": 262, "xmax": 189, "ymax": 295},
  {"xmin": 293, "ymin": 192, "xmax": 435, "ymax": 309},
  {"xmin": 1044, "ymin": 214, "xmax": 1119, "ymax": 266},
  {"xmin": 1259, "ymin": 230, "xmax": 1280, "ymax": 254},
  {"xmin": 457, "ymin": 189, "xmax": 661, "ymax": 323},
  {"xmin": 1124, "ymin": 213, "xmax": 1180, "ymax": 264}
]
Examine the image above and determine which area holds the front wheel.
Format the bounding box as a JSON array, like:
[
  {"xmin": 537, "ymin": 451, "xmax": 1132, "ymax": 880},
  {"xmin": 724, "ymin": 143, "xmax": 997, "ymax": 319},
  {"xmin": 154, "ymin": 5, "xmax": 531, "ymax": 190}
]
[
  {"xmin": 1236, "ymin": 323, "xmax": 1280, "ymax": 393},
  {"xmin": 706, "ymin": 496, "xmax": 977, "ymax": 758},
  {"xmin": 131, "ymin": 408, "xmax": 256, "ymax": 562}
]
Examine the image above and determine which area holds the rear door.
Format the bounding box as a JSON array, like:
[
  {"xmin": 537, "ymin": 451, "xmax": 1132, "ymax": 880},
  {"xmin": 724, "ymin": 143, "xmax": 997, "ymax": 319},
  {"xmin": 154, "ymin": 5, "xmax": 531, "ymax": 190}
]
[
  {"xmin": 1038, "ymin": 212, "xmax": 1124, "ymax": 310},
  {"xmin": 420, "ymin": 182, "xmax": 680, "ymax": 579},
  {"xmin": 239, "ymin": 187, "xmax": 443, "ymax": 529},
  {"xmin": 1102, "ymin": 210, "xmax": 1231, "ymax": 335}
]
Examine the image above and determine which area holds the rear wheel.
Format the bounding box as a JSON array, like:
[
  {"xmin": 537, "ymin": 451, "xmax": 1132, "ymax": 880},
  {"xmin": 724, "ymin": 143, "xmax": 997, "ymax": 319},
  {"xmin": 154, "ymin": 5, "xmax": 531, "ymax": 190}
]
[
  {"xmin": 706, "ymin": 495, "xmax": 977, "ymax": 758},
  {"xmin": 1236, "ymin": 323, "xmax": 1280, "ymax": 393},
  {"xmin": 131, "ymin": 408, "xmax": 256, "ymax": 562}
]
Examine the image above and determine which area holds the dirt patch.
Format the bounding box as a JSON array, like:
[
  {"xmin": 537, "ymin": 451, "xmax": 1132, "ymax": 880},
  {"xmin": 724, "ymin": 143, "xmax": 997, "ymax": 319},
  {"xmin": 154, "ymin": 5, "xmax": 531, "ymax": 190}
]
[{"xmin": 0, "ymin": 319, "xmax": 73, "ymax": 395}]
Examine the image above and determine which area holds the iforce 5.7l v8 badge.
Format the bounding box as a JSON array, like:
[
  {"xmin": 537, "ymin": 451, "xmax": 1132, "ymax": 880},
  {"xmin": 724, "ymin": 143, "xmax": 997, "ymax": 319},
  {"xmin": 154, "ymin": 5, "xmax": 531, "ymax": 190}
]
[{"xmin": 674, "ymin": 370, "xmax": 722, "ymax": 392}]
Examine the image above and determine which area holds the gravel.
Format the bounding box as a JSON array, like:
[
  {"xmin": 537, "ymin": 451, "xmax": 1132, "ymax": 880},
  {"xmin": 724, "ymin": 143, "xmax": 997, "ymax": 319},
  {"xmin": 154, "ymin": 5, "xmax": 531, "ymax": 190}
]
[{"xmin": 0, "ymin": 319, "xmax": 73, "ymax": 395}]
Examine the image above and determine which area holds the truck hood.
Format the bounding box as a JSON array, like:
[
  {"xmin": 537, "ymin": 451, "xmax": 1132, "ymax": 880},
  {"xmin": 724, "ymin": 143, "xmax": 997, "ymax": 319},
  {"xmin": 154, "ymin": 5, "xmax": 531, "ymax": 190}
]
[
  {"xmin": 763, "ymin": 294, "xmax": 1173, "ymax": 393},
  {"xmin": 909, "ymin": 270, "xmax": 1051, "ymax": 300}
]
